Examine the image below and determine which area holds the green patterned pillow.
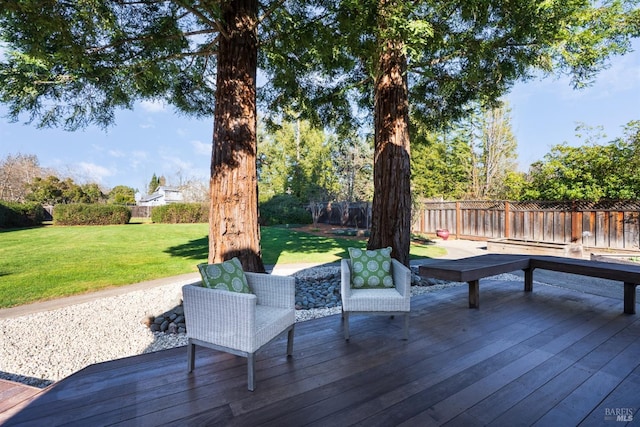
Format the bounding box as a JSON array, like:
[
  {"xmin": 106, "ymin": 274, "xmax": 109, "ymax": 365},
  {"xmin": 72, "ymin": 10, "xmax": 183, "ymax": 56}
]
[
  {"xmin": 197, "ymin": 257, "xmax": 251, "ymax": 293},
  {"xmin": 348, "ymin": 247, "xmax": 394, "ymax": 289}
]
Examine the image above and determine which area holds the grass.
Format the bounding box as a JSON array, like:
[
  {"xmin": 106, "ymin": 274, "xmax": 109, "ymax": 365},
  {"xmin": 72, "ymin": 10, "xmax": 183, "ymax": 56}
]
[{"xmin": 0, "ymin": 224, "xmax": 445, "ymax": 308}]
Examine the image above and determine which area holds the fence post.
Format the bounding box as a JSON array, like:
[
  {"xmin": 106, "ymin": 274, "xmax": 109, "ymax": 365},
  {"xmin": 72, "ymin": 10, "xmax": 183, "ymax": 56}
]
[
  {"xmin": 455, "ymin": 201, "xmax": 461, "ymax": 239},
  {"xmin": 504, "ymin": 201, "xmax": 510, "ymax": 239},
  {"xmin": 571, "ymin": 201, "xmax": 580, "ymax": 242}
]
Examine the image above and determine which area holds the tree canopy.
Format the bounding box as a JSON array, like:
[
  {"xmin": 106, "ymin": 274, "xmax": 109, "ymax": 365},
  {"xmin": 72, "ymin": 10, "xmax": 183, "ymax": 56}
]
[
  {"xmin": 523, "ymin": 121, "xmax": 640, "ymax": 201},
  {"xmin": 261, "ymin": 1, "xmax": 640, "ymax": 129}
]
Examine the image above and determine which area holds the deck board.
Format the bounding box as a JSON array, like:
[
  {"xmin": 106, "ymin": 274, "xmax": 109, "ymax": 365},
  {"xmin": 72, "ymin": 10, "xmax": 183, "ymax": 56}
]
[{"xmin": 2, "ymin": 279, "xmax": 640, "ymax": 426}]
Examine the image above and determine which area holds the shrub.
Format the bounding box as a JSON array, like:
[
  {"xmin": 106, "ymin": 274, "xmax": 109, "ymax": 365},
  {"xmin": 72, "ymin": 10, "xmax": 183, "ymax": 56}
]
[
  {"xmin": 151, "ymin": 203, "xmax": 208, "ymax": 223},
  {"xmin": 259, "ymin": 194, "xmax": 312, "ymax": 225},
  {"xmin": 54, "ymin": 204, "xmax": 132, "ymax": 225},
  {"xmin": 0, "ymin": 201, "xmax": 46, "ymax": 228}
]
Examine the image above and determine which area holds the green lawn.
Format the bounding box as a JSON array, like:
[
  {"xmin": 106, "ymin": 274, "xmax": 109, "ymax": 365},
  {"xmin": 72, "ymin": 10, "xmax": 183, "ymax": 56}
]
[{"xmin": 0, "ymin": 224, "xmax": 444, "ymax": 308}]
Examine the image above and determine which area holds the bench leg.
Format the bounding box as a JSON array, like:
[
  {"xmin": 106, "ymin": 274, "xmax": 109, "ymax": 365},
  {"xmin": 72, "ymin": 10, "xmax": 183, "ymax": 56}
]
[
  {"xmin": 624, "ymin": 282, "xmax": 637, "ymax": 315},
  {"xmin": 524, "ymin": 268, "xmax": 533, "ymax": 292},
  {"xmin": 468, "ymin": 280, "xmax": 479, "ymax": 308}
]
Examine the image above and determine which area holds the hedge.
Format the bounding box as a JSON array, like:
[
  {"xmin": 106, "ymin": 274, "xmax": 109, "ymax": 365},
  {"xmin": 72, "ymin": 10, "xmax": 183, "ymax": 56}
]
[
  {"xmin": 0, "ymin": 202, "xmax": 46, "ymax": 228},
  {"xmin": 151, "ymin": 203, "xmax": 208, "ymax": 223},
  {"xmin": 54, "ymin": 204, "xmax": 132, "ymax": 225}
]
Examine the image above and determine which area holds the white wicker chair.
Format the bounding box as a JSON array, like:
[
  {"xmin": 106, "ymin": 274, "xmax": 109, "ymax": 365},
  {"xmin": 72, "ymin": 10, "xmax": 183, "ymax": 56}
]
[
  {"xmin": 182, "ymin": 272, "xmax": 295, "ymax": 391},
  {"xmin": 341, "ymin": 258, "xmax": 411, "ymax": 340}
]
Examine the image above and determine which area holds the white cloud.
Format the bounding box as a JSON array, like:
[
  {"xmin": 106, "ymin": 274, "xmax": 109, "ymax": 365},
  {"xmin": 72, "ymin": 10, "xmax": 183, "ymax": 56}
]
[
  {"xmin": 108, "ymin": 149, "xmax": 125, "ymax": 158},
  {"xmin": 139, "ymin": 118, "xmax": 155, "ymax": 129},
  {"xmin": 77, "ymin": 162, "xmax": 114, "ymax": 183},
  {"xmin": 132, "ymin": 150, "xmax": 148, "ymax": 159},
  {"xmin": 140, "ymin": 100, "xmax": 167, "ymax": 113},
  {"xmin": 191, "ymin": 139, "xmax": 211, "ymax": 156},
  {"xmin": 126, "ymin": 151, "xmax": 149, "ymax": 170}
]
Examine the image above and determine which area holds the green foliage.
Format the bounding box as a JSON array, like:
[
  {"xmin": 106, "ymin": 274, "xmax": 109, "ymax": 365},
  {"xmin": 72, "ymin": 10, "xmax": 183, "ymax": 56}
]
[
  {"xmin": 258, "ymin": 119, "xmax": 339, "ymax": 203},
  {"xmin": 261, "ymin": 1, "xmax": 640, "ymax": 132},
  {"xmin": 0, "ymin": 2, "xmax": 220, "ymax": 129},
  {"xmin": 54, "ymin": 204, "xmax": 131, "ymax": 225},
  {"xmin": 151, "ymin": 203, "xmax": 208, "ymax": 224},
  {"xmin": 0, "ymin": 201, "xmax": 46, "ymax": 228},
  {"xmin": 259, "ymin": 194, "xmax": 312, "ymax": 226},
  {"xmin": 522, "ymin": 121, "xmax": 640, "ymax": 201},
  {"xmin": 498, "ymin": 171, "xmax": 527, "ymax": 201},
  {"xmin": 411, "ymin": 102, "xmax": 522, "ymax": 201},
  {"xmin": 26, "ymin": 175, "xmax": 105, "ymax": 204},
  {"xmin": 332, "ymin": 134, "xmax": 374, "ymax": 202},
  {"xmin": 147, "ymin": 174, "xmax": 164, "ymax": 195},
  {"xmin": 108, "ymin": 185, "xmax": 136, "ymax": 205},
  {"xmin": 410, "ymin": 124, "xmax": 471, "ymax": 200},
  {"xmin": 467, "ymin": 103, "xmax": 520, "ymax": 199}
]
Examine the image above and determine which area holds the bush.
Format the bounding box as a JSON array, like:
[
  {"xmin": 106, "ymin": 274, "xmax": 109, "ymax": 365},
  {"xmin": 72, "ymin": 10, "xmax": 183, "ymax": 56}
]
[
  {"xmin": 259, "ymin": 194, "xmax": 312, "ymax": 226},
  {"xmin": 0, "ymin": 202, "xmax": 46, "ymax": 228},
  {"xmin": 151, "ymin": 203, "xmax": 208, "ymax": 223},
  {"xmin": 54, "ymin": 204, "xmax": 131, "ymax": 225}
]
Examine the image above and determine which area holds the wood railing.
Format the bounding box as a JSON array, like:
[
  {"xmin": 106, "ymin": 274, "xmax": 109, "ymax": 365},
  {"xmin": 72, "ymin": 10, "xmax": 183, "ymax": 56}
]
[{"xmin": 412, "ymin": 200, "xmax": 640, "ymax": 250}]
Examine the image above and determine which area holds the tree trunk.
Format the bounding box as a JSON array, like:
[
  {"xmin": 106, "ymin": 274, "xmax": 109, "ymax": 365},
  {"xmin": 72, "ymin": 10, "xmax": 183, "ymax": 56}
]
[
  {"xmin": 209, "ymin": 0, "xmax": 265, "ymax": 272},
  {"xmin": 368, "ymin": 29, "xmax": 412, "ymax": 266}
]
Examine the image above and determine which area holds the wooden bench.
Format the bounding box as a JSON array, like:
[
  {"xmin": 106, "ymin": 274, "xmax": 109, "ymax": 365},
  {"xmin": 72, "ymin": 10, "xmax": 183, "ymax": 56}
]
[{"xmin": 418, "ymin": 254, "xmax": 639, "ymax": 314}]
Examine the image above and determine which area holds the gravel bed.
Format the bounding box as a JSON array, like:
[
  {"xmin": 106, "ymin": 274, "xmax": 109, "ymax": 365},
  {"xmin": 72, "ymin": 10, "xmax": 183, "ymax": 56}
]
[{"xmin": 0, "ymin": 268, "xmax": 519, "ymax": 389}]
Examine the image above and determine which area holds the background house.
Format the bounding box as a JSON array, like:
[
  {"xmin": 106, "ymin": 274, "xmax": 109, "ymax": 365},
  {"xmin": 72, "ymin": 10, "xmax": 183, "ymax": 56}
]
[{"xmin": 136, "ymin": 186, "xmax": 183, "ymax": 206}]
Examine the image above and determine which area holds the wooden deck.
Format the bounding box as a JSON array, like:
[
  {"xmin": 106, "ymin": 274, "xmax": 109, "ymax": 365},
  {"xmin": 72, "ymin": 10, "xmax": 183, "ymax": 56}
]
[{"xmin": 2, "ymin": 279, "xmax": 639, "ymax": 426}]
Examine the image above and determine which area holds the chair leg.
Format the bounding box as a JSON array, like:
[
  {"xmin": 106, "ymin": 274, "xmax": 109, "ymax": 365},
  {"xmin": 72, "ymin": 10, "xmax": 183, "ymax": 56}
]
[
  {"xmin": 403, "ymin": 314, "xmax": 409, "ymax": 340},
  {"xmin": 247, "ymin": 353, "xmax": 256, "ymax": 392},
  {"xmin": 187, "ymin": 340, "xmax": 196, "ymax": 373},
  {"xmin": 287, "ymin": 325, "xmax": 295, "ymax": 357},
  {"xmin": 344, "ymin": 312, "xmax": 350, "ymax": 341}
]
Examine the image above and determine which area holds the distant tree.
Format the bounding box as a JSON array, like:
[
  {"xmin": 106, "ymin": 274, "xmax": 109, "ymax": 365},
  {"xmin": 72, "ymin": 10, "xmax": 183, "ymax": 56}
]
[
  {"xmin": 148, "ymin": 174, "xmax": 161, "ymax": 195},
  {"xmin": 523, "ymin": 121, "xmax": 640, "ymax": 201},
  {"xmin": 0, "ymin": 153, "xmax": 51, "ymax": 202},
  {"xmin": 411, "ymin": 124, "xmax": 471, "ymax": 200},
  {"xmin": 178, "ymin": 180, "xmax": 209, "ymax": 203},
  {"xmin": 108, "ymin": 185, "xmax": 136, "ymax": 205},
  {"xmin": 26, "ymin": 176, "xmax": 64, "ymax": 205},
  {"xmin": 332, "ymin": 134, "xmax": 374, "ymax": 203},
  {"xmin": 467, "ymin": 104, "xmax": 520, "ymax": 199},
  {"xmin": 413, "ymin": 104, "xmax": 521, "ymax": 201},
  {"xmin": 258, "ymin": 119, "xmax": 338, "ymax": 203},
  {"xmin": 25, "ymin": 175, "xmax": 104, "ymax": 204},
  {"xmin": 81, "ymin": 183, "xmax": 106, "ymax": 204}
]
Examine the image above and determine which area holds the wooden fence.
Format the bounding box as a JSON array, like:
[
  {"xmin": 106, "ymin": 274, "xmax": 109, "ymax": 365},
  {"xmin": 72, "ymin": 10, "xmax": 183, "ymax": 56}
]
[{"xmin": 412, "ymin": 200, "xmax": 640, "ymax": 250}]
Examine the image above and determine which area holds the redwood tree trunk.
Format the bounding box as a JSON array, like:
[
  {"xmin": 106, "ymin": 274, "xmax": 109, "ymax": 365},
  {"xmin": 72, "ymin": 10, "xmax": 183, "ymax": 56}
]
[
  {"xmin": 368, "ymin": 32, "xmax": 412, "ymax": 266},
  {"xmin": 209, "ymin": 0, "xmax": 265, "ymax": 272}
]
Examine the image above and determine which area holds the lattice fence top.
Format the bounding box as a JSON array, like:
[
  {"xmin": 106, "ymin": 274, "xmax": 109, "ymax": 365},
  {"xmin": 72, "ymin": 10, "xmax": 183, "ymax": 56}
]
[
  {"xmin": 420, "ymin": 200, "xmax": 640, "ymax": 212},
  {"xmin": 508, "ymin": 200, "xmax": 640, "ymax": 211},
  {"xmin": 421, "ymin": 200, "xmax": 507, "ymax": 210}
]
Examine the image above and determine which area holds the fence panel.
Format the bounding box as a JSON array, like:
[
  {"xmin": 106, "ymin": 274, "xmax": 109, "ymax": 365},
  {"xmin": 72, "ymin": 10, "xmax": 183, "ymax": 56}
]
[{"xmin": 412, "ymin": 200, "xmax": 640, "ymax": 250}]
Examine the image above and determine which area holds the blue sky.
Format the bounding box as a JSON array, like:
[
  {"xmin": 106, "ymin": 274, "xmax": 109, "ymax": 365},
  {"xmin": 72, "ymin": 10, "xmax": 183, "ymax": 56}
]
[{"xmin": 1, "ymin": 42, "xmax": 639, "ymax": 193}]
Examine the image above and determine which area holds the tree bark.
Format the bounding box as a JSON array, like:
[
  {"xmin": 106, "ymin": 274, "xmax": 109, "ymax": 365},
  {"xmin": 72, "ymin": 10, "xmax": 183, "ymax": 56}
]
[
  {"xmin": 368, "ymin": 29, "xmax": 412, "ymax": 266},
  {"xmin": 209, "ymin": 0, "xmax": 265, "ymax": 272}
]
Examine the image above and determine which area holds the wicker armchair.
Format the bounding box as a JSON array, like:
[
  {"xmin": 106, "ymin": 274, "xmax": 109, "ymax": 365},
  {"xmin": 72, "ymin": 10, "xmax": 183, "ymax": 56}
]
[
  {"xmin": 341, "ymin": 258, "xmax": 411, "ymax": 340},
  {"xmin": 182, "ymin": 272, "xmax": 295, "ymax": 391}
]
